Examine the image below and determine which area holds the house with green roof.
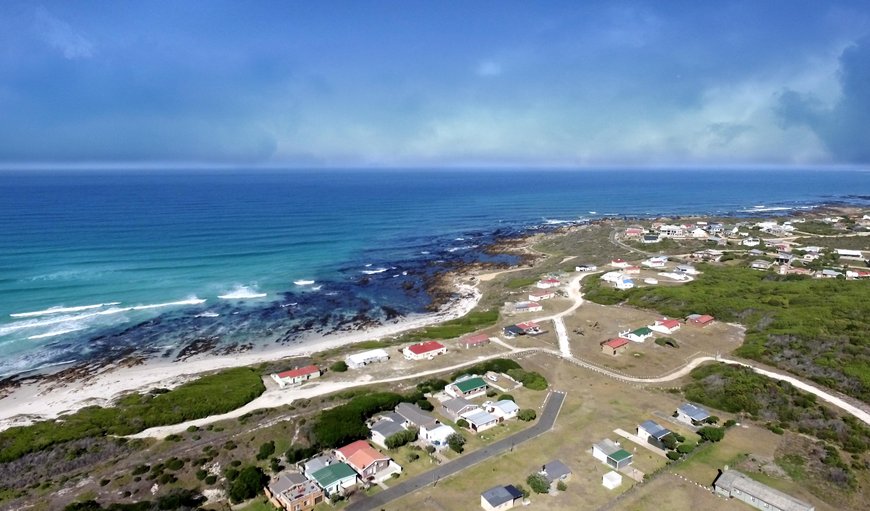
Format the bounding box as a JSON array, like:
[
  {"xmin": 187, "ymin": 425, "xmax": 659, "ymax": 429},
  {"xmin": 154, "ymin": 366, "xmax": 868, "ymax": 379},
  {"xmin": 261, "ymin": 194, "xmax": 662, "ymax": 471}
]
[
  {"xmin": 619, "ymin": 326, "xmax": 654, "ymax": 343},
  {"xmin": 592, "ymin": 439, "xmax": 633, "ymax": 469},
  {"xmin": 310, "ymin": 462, "xmax": 358, "ymax": 496},
  {"xmin": 446, "ymin": 375, "xmax": 488, "ymax": 399}
]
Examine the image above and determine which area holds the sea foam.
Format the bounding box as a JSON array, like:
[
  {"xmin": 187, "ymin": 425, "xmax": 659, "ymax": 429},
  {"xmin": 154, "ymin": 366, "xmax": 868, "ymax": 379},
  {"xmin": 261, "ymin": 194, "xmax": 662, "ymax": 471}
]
[
  {"xmin": 361, "ymin": 268, "xmax": 388, "ymax": 275},
  {"xmin": 218, "ymin": 286, "xmax": 267, "ymax": 300},
  {"xmin": 294, "ymin": 280, "xmax": 315, "ymax": 286},
  {"xmin": 11, "ymin": 302, "xmax": 121, "ymax": 318}
]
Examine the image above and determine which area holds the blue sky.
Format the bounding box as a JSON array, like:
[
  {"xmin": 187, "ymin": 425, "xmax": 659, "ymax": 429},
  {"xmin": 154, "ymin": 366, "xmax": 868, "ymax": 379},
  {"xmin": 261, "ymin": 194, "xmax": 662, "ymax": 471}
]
[{"xmin": 1, "ymin": 1, "xmax": 869, "ymax": 167}]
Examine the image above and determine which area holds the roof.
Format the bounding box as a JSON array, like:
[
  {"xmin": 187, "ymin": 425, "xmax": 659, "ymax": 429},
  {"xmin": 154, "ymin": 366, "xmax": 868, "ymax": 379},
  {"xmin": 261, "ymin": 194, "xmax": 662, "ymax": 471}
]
[
  {"xmin": 632, "ymin": 327, "xmax": 653, "ymax": 336},
  {"xmin": 542, "ymin": 460, "xmax": 572, "ymax": 482},
  {"xmin": 657, "ymin": 319, "xmax": 680, "ymax": 329},
  {"xmin": 516, "ymin": 301, "xmax": 542, "ymax": 309},
  {"xmin": 270, "ymin": 473, "xmax": 321, "ymax": 502},
  {"xmin": 612, "ymin": 258, "xmax": 626, "ymax": 263},
  {"xmin": 481, "ymin": 485, "xmax": 523, "ymax": 507},
  {"xmin": 395, "ymin": 402, "xmax": 439, "ymax": 429},
  {"xmin": 338, "ymin": 440, "xmax": 389, "ymax": 472},
  {"xmin": 610, "ymin": 449, "xmax": 632, "ymax": 462},
  {"xmin": 639, "ymin": 420, "xmax": 671, "ymax": 439},
  {"xmin": 715, "ymin": 470, "xmax": 814, "ymax": 511},
  {"xmin": 303, "ymin": 454, "xmax": 332, "ymax": 475},
  {"xmin": 462, "ymin": 409, "xmax": 499, "ymax": 426},
  {"xmin": 346, "ymin": 349, "xmax": 390, "ymax": 364},
  {"xmin": 310, "ymin": 462, "xmax": 356, "ymax": 487},
  {"xmin": 461, "ymin": 333, "xmax": 490, "ymax": 345},
  {"xmin": 678, "ymin": 403, "xmax": 711, "ymax": 421},
  {"xmin": 687, "ymin": 314, "xmax": 714, "ymax": 324},
  {"xmin": 406, "ymin": 341, "xmax": 445, "ymax": 355},
  {"xmin": 602, "ymin": 338, "xmax": 630, "ymax": 349},
  {"xmin": 442, "ymin": 397, "xmax": 476, "ymax": 415},
  {"xmin": 516, "ymin": 321, "xmax": 539, "ymax": 330},
  {"xmin": 541, "ymin": 278, "xmax": 561, "ymax": 283},
  {"xmin": 452, "ymin": 376, "xmax": 487, "ymax": 394},
  {"xmin": 489, "ymin": 400, "xmax": 519, "ymax": 414},
  {"xmin": 370, "ymin": 419, "xmax": 406, "ymax": 439},
  {"xmin": 504, "ymin": 325, "xmax": 524, "ymax": 334},
  {"xmin": 277, "ymin": 365, "xmax": 320, "ymax": 379}
]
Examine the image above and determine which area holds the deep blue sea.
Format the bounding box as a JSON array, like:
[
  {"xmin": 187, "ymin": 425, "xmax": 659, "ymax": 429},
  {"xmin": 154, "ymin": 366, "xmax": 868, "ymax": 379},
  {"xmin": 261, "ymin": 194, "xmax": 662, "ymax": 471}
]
[{"xmin": 1, "ymin": 168, "xmax": 867, "ymax": 377}]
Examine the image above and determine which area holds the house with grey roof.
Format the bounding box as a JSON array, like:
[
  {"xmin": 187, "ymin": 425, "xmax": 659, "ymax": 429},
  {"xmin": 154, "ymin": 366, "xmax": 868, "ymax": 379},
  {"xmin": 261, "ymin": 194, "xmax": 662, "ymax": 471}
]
[
  {"xmin": 461, "ymin": 408, "xmax": 499, "ymax": 432},
  {"xmin": 592, "ymin": 439, "xmax": 633, "ymax": 469},
  {"xmin": 264, "ymin": 472, "xmax": 324, "ymax": 511},
  {"xmin": 539, "ymin": 460, "xmax": 572, "ymax": 485},
  {"xmin": 637, "ymin": 419, "xmax": 673, "ymax": 450},
  {"xmin": 480, "ymin": 484, "xmax": 524, "ymax": 510},
  {"xmin": 441, "ymin": 397, "xmax": 479, "ymax": 421},
  {"xmin": 369, "ymin": 418, "xmax": 408, "ymax": 449},
  {"xmin": 676, "ymin": 403, "xmax": 712, "ymax": 426},
  {"xmin": 300, "ymin": 454, "xmax": 334, "ymax": 479},
  {"xmin": 395, "ymin": 402, "xmax": 440, "ymax": 431},
  {"xmin": 714, "ymin": 469, "xmax": 814, "ymax": 511}
]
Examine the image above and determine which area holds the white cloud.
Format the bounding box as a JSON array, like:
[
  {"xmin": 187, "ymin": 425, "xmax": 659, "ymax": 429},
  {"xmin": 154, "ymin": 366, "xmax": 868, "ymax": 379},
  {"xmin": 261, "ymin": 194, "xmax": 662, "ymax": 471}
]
[{"xmin": 34, "ymin": 6, "xmax": 94, "ymax": 60}]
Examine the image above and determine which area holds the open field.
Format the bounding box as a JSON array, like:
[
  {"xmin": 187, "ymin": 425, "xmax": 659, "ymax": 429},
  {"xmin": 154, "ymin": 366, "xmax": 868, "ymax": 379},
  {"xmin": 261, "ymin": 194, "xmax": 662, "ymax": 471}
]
[{"xmin": 534, "ymin": 223, "xmax": 635, "ymax": 264}]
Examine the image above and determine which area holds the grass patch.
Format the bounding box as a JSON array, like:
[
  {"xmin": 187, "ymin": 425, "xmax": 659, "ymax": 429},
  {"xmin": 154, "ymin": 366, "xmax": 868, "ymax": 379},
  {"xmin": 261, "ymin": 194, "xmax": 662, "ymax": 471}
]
[
  {"xmin": 504, "ymin": 276, "xmax": 538, "ymax": 289},
  {"xmin": 0, "ymin": 367, "xmax": 265, "ymax": 462},
  {"xmin": 404, "ymin": 309, "xmax": 499, "ymax": 341}
]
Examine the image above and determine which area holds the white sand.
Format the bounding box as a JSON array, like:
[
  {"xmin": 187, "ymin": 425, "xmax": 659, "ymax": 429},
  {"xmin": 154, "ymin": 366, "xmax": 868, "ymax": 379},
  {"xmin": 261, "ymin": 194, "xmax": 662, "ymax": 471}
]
[{"xmin": 0, "ymin": 282, "xmax": 481, "ymax": 431}]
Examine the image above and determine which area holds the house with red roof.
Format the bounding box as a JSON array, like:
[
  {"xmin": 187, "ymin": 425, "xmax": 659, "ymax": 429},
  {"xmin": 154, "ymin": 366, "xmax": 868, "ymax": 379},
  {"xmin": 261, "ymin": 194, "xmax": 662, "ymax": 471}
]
[
  {"xmin": 529, "ymin": 289, "xmax": 556, "ymax": 301},
  {"xmin": 610, "ymin": 258, "xmax": 630, "ymax": 268},
  {"xmin": 515, "ymin": 321, "xmax": 542, "ymax": 335},
  {"xmin": 402, "ymin": 341, "xmax": 447, "ymax": 360},
  {"xmin": 600, "ymin": 338, "xmax": 630, "ymax": 356},
  {"xmin": 514, "ymin": 301, "xmax": 543, "ymax": 313},
  {"xmin": 536, "ymin": 278, "xmax": 561, "ymax": 289},
  {"xmin": 335, "ymin": 440, "xmax": 401, "ymax": 482},
  {"xmin": 623, "ymin": 266, "xmax": 641, "ymax": 275},
  {"xmin": 271, "ymin": 365, "xmax": 321, "ymax": 389},
  {"xmin": 650, "ymin": 319, "xmax": 681, "ymax": 335},
  {"xmin": 686, "ymin": 314, "xmax": 715, "ymax": 327},
  {"xmin": 624, "ymin": 227, "xmax": 644, "ymax": 237},
  {"xmin": 459, "ymin": 333, "xmax": 491, "ymax": 349}
]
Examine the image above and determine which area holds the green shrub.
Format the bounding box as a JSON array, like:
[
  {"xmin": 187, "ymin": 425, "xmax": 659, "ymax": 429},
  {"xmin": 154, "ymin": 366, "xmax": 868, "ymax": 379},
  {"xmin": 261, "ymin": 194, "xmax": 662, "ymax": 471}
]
[
  {"xmin": 498, "ymin": 394, "xmax": 515, "ymax": 402},
  {"xmin": 447, "ymin": 433, "xmax": 466, "ymax": 454},
  {"xmin": 165, "ymin": 457, "xmax": 184, "ymax": 470},
  {"xmin": 451, "ymin": 359, "xmax": 521, "ymax": 381},
  {"xmin": 666, "ymin": 451, "xmax": 682, "ymax": 461},
  {"xmin": 676, "ymin": 443, "xmax": 695, "ymax": 454},
  {"xmin": 330, "ymin": 361, "xmax": 348, "ymax": 373},
  {"xmin": 697, "ymin": 426, "xmax": 725, "ymax": 443},
  {"xmin": 311, "ymin": 392, "xmax": 409, "ymax": 448},
  {"xmin": 385, "ymin": 428, "xmax": 418, "ymax": 450},
  {"xmin": 228, "ymin": 466, "xmax": 266, "ymax": 503},
  {"xmin": 517, "ymin": 409, "xmax": 537, "ymax": 422},
  {"xmin": 204, "ymin": 475, "xmax": 217, "ymax": 485},
  {"xmin": 655, "ymin": 337, "xmax": 679, "ymax": 348},
  {"xmin": 556, "ymin": 480, "xmax": 567, "ymax": 491},
  {"xmin": 507, "ymin": 369, "xmax": 548, "ymax": 391},
  {"xmin": 416, "ymin": 399, "xmax": 434, "ymax": 411},
  {"xmin": 527, "ymin": 473, "xmax": 550, "ymax": 494},
  {"xmin": 195, "ymin": 469, "xmax": 207, "ymax": 481},
  {"xmin": 256, "ymin": 441, "xmax": 276, "ymax": 461},
  {"xmin": 456, "ymin": 418, "xmax": 469, "ymax": 429}
]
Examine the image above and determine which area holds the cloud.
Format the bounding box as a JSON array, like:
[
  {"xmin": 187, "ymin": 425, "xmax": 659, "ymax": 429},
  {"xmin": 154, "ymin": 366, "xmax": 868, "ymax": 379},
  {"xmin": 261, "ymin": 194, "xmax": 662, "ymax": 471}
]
[
  {"xmin": 475, "ymin": 60, "xmax": 503, "ymax": 77},
  {"xmin": 775, "ymin": 36, "xmax": 870, "ymax": 162},
  {"xmin": 34, "ymin": 6, "xmax": 94, "ymax": 60}
]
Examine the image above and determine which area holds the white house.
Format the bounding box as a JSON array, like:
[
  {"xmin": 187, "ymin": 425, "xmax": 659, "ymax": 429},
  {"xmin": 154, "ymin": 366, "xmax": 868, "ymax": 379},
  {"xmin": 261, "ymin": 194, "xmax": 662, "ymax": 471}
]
[
  {"xmin": 836, "ymin": 248, "xmax": 864, "ymax": 259},
  {"xmin": 271, "ymin": 365, "xmax": 321, "ymax": 389},
  {"xmin": 676, "ymin": 403, "xmax": 712, "ymax": 426},
  {"xmin": 649, "ymin": 318, "xmax": 681, "ymax": 334},
  {"xmin": 610, "ymin": 258, "xmax": 631, "ymax": 268},
  {"xmin": 658, "ymin": 225, "xmax": 684, "ymax": 238},
  {"xmin": 637, "ymin": 420, "xmax": 672, "ymax": 449},
  {"xmin": 514, "ymin": 301, "xmax": 543, "ymax": 313},
  {"xmin": 642, "ymin": 256, "xmax": 668, "ymax": 268},
  {"xmin": 742, "ymin": 238, "xmax": 761, "ymax": 247},
  {"xmin": 575, "ymin": 264, "xmax": 598, "ymax": 272},
  {"xmin": 619, "ymin": 327, "xmax": 654, "ymax": 343},
  {"xmin": 615, "ymin": 277, "xmax": 635, "ymax": 290},
  {"xmin": 528, "ymin": 289, "xmax": 555, "ymax": 301},
  {"xmin": 674, "ymin": 264, "xmax": 697, "ymax": 275},
  {"xmin": 345, "ymin": 348, "xmax": 390, "ymax": 369},
  {"xmin": 402, "ymin": 341, "xmax": 447, "ymax": 360},
  {"xmin": 601, "ymin": 271, "xmax": 625, "ymax": 283},
  {"xmin": 536, "ymin": 278, "xmax": 561, "ymax": 289},
  {"xmin": 460, "ymin": 409, "xmax": 499, "ymax": 432},
  {"xmin": 690, "ymin": 228, "xmax": 708, "ymax": 239},
  {"xmin": 591, "ymin": 439, "xmax": 633, "ymax": 469},
  {"xmin": 484, "ymin": 400, "xmax": 519, "ymax": 421},
  {"xmin": 421, "ymin": 424, "xmax": 456, "ymax": 450}
]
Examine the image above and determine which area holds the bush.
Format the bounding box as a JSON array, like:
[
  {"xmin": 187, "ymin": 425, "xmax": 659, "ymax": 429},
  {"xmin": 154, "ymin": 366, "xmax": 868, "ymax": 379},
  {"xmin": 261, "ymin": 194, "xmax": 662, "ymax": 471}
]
[
  {"xmin": 655, "ymin": 337, "xmax": 679, "ymax": 348},
  {"xmin": 132, "ymin": 465, "xmax": 149, "ymax": 476},
  {"xmin": 666, "ymin": 451, "xmax": 682, "ymax": 461},
  {"xmin": 416, "ymin": 379, "xmax": 448, "ymax": 394},
  {"xmin": 486, "ymin": 389, "xmax": 498, "ymax": 398},
  {"xmin": 311, "ymin": 392, "xmax": 408, "ymax": 448},
  {"xmin": 456, "ymin": 418, "xmax": 469, "ymax": 429},
  {"xmin": 165, "ymin": 457, "xmax": 184, "ymax": 470},
  {"xmin": 724, "ymin": 419, "xmax": 737, "ymax": 428},
  {"xmin": 507, "ymin": 369, "xmax": 548, "ymax": 391},
  {"xmin": 195, "ymin": 469, "xmax": 208, "ymax": 481},
  {"xmin": 556, "ymin": 480, "xmax": 567, "ymax": 491},
  {"xmin": 256, "ymin": 441, "xmax": 276, "ymax": 461},
  {"xmin": 697, "ymin": 426, "xmax": 726, "ymax": 443},
  {"xmin": 517, "ymin": 409, "xmax": 537, "ymax": 422},
  {"xmin": 407, "ymin": 452, "xmax": 420, "ymax": 462},
  {"xmin": 676, "ymin": 443, "xmax": 695, "ymax": 454},
  {"xmin": 204, "ymin": 475, "xmax": 217, "ymax": 485},
  {"xmin": 527, "ymin": 473, "xmax": 550, "ymax": 494},
  {"xmin": 225, "ymin": 468, "xmax": 240, "ymax": 481},
  {"xmin": 447, "ymin": 433, "xmax": 466, "ymax": 454},
  {"xmin": 451, "ymin": 359, "xmax": 521, "ymax": 381},
  {"xmin": 416, "ymin": 399, "xmax": 434, "ymax": 411},
  {"xmin": 285, "ymin": 445, "xmax": 318, "ymax": 464},
  {"xmin": 661, "ymin": 434, "xmax": 678, "ymax": 450},
  {"xmin": 385, "ymin": 428, "xmax": 418, "ymax": 450},
  {"xmin": 330, "ymin": 361, "xmax": 348, "ymax": 373},
  {"xmin": 498, "ymin": 394, "xmax": 515, "ymax": 402},
  {"xmin": 228, "ymin": 466, "xmax": 267, "ymax": 503},
  {"xmin": 514, "ymin": 484, "xmax": 530, "ymax": 498},
  {"xmin": 425, "ymin": 445, "xmax": 436, "ymax": 454}
]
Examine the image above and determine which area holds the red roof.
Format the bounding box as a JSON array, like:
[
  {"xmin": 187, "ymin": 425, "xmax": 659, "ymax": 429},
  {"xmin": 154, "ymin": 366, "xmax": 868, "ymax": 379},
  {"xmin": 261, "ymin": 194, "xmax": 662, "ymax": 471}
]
[
  {"xmin": 612, "ymin": 258, "xmax": 626, "ymax": 263},
  {"xmin": 277, "ymin": 365, "xmax": 320, "ymax": 379},
  {"xmin": 658, "ymin": 319, "xmax": 681, "ymax": 329},
  {"xmin": 337, "ymin": 440, "xmax": 388, "ymax": 471},
  {"xmin": 462, "ymin": 334, "xmax": 490, "ymax": 345},
  {"xmin": 407, "ymin": 341, "xmax": 446, "ymax": 355},
  {"xmin": 691, "ymin": 315, "xmax": 714, "ymax": 324},
  {"xmin": 530, "ymin": 289, "xmax": 553, "ymax": 296},
  {"xmin": 516, "ymin": 321, "xmax": 539, "ymax": 330},
  {"xmin": 541, "ymin": 278, "xmax": 561, "ymax": 284},
  {"xmin": 602, "ymin": 338, "xmax": 630, "ymax": 349}
]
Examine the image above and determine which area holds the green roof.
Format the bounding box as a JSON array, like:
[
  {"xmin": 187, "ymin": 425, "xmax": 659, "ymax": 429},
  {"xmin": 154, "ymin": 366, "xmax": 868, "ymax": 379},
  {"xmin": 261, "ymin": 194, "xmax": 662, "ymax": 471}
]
[
  {"xmin": 454, "ymin": 377, "xmax": 488, "ymax": 393},
  {"xmin": 311, "ymin": 462, "xmax": 356, "ymax": 487},
  {"xmin": 632, "ymin": 327, "xmax": 653, "ymax": 336},
  {"xmin": 609, "ymin": 449, "xmax": 632, "ymax": 462}
]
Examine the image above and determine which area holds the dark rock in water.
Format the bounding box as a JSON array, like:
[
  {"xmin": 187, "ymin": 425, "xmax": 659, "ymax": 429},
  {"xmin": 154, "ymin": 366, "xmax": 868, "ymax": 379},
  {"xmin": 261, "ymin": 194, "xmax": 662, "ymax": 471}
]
[
  {"xmin": 381, "ymin": 306, "xmax": 403, "ymax": 321},
  {"xmin": 175, "ymin": 337, "xmax": 219, "ymax": 362},
  {"xmin": 359, "ymin": 276, "xmax": 371, "ymax": 286}
]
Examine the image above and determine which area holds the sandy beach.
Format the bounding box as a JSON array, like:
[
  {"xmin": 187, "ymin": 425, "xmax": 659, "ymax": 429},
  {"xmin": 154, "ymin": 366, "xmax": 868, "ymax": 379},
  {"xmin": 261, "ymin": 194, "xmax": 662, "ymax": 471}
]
[{"xmin": 0, "ymin": 280, "xmax": 483, "ymax": 432}]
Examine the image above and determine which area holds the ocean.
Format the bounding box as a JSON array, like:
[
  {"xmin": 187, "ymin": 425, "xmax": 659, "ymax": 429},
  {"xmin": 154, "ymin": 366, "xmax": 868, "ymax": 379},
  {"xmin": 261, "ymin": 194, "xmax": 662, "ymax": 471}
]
[{"xmin": 1, "ymin": 168, "xmax": 867, "ymax": 377}]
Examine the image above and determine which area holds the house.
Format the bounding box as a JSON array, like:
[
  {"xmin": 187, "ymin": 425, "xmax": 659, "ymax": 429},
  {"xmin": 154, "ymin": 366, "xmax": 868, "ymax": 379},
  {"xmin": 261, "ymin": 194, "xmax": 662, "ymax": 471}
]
[
  {"xmin": 335, "ymin": 440, "xmax": 400, "ymax": 482},
  {"xmin": 575, "ymin": 264, "xmax": 598, "ymax": 272},
  {"xmin": 819, "ymin": 269, "xmax": 843, "ymax": 279},
  {"xmin": 642, "ymin": 256, "xmax": 668, "ymax": 268},
  {"xmin": 345, "ymin": 349, "xmax": 390, "ymax": 369},
  {"xmin": 502, "ymin": 325, "xmax": 525, "ymax": 338},
  {"xmin": 484, "ymin": 400, "xmax": 519, "ymax": 421},
  {"xmin": 480, "ymin": 485, "xmax": 524, "ymax": 511},
  {"xmin": 536, "ymin": 278, "xmax": 561, "ymax": 289},
  {"xmin": 529, "ymin": 289, "xmax": 556, "ymax": 301},
  {"xmin": 836, "ymin": 248, "xmax": 864, "ymax": 259},
  {"xmin": 624, "ymin": 265, "xmax": 641, "ymax": 275},
  {"xmin": 602, "ymin": 271, "xmax": 625, "ymax": 283},
  {"xmin": 619, "ymin": 327, "xmax": 654, "ymax": 343},
  {"xmin": 265, "ymin": 472, "xmax": 324, "ymax": 511},
  {"xmin": 846, "ymin": 270, "xmax": 870, "ymax": 279},
  {"xmin": 421, "ymin": 424, "xmax": 456, "ymax": 449},
  {"xmin": 637, "ymin": 420, "xmax": 673, "ymax": 449},
  {"xmin": 600, "ymin": 337, "xmax": 630, "ymax": 356},
  {"xmin": 610, "ymin": 258, "xmax": 631, "ymax": 268},
  {"xmin": 403, "ymin": 341, "xmax": 447, "ymax": 360},
  {"xmin": 775, "ymin": 252, "xmax": 796, "ymax": 265},
  {"xmin": 441, "ymin": 397, "xmax": 480, "ymax": 421},
  {"xmin": 592, "ymin": 439, "xmax": 633, "ymax": 469},
  {"xmin": 624, "ymin": 227, "xmax": 644, "ymax": 237},
  {"xmin": 460, "ymin": 408, "xmax": 500, "ymax": 432},
  {"xmin": 658, "ymin": 225, "xmax": 684, "ymax": 238},
  {"xmin": 446, "ymin": 376, "xmax": 489, "ymax": 399},
  {"xmin": 742, "ymin": 238, "xmax": 761, "ymax": 247},
  {"xmin": 615, "ymin": 277, "xmax": 635, "ymax": 290},
  {"xmin": 676, "ymin": 403, "xmax": 712, "ymax": 426},
  {"xmin": 395, "ymin": 402, "xmax": 440, "ymax": 431},
  {"xmin": 459, "ymin": 333, "xmax": 491, "ymax": 349},
  {"xmin": 642, "ymin": 234, "xmax": 660, "ymax": 244},
  {"xmin": 515, "ymin": 321, "xmax": 543, "ymax": 335},
  {"xmin": 309, "ymin": 462, "xmax": 357, "ymax": 496},
  {"xmin": 686, "ymin": 314, "xmax": 714, "ymax": 327},
  {"xmin": 369, "ymin": 417, "xmax": 407, "ymax": 449},
  {"xmin": 514, "ymin": 301, "xmax": 543, "ymax": 313},
  {"xmin": 750, "ymin": 259, "xmax": 772, "ymax": 271},
  {"xmin": 649, "ymin": 318, "xmax": 681, "ymax": 335},
  {"xmin": 675, "ymin": 264, "xmax": 697, "ymax": 275},
  {"xmin": 748, "ymin": 249, "xmax": 765, "ymax": 257},
  {"xmin": 714, "ymin": 469, "xmax": 815, "ymax": 511},
  {"xmin": 539, "ymin": 460, "xmax": 572, "ymax": 486},
  {"xmin": 602, "ymin": 471, "xmax": 622, "ymax": 490},
  {"xmin": 691, "ymin": 249, "xmax": 723, "ymax": 262},
  {"xmin": 300, "ymin": 454, "xmax": 334, "ymax": 479},
  {"xmin": 271, "ymin": 365, "xmax": 321, "ymax": 389},
  {"xmin": 690, "ymin": 228, "xmax": 708, "ymax": 239}
]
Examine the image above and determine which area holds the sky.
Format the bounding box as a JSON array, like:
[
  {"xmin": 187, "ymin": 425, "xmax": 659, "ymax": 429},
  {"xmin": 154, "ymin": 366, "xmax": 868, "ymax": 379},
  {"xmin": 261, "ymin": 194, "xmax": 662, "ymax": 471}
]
[{"xmin": 1, "ymin": 1, "xmax": 870, "ymax": 168}]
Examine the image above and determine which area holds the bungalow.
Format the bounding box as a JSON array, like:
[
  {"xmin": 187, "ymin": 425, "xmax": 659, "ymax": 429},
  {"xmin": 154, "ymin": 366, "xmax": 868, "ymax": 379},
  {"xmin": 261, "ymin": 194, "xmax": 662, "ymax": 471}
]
[
  {"xmin": 624, "ymin": 227, "xmax": 645, "ymax": 237},
  {"xmin": 610, "ymin": 258, "xmax": 631, "ymax": 268},
  {"xmin": 750, "ymin": 259, "xmax": 772, "ymax": 271},
  {"xmin": 676, "ymin": 403, "xmax": 712, "ymax": 426},
  {"xmin": 659, "ymin": 225, "xmax": 684, "ymax": 238},
  {"xmin": 369, "ymin": 417, "xmax": 407, "ymax": 449},
  {"xmin": 592, "ymin": 439, "xmax": 633, "ymax": 469},
  {"xmin": 714, "ymin": 469, "xmax": 815, "ymax": 511},
  {"xmin": 421, "ymin": 424, "xmax": 456, "ymax": 449},
  {"xmin": 536, "ymin": 278, "xmax": 561, "ymax": 289},
  {"xmin": 345, "ymin": 348, "xmax": 390, "ymax": 369},
  {"xmin": 575, "ymin": 264, "xmax": 598, "ymax": 272},
  {"xmin": 742, "ymin": 238, "xmax": 761, "ymax": 247},
  {"xmin": 600, "ymin": 337, "xmax": 630, "ymax": 356},
  {"xmin": 461, "ymin": 408, "xmax": 500, "ymax": 432},
  {"xmin": 300, "ymin": 454, "xmax": 334, "ymax": 479},
  {"xmin": 271, "ymin": 365, "xmax": 321, "ymax": 389},
  {"xmin": 691, "ymin": 249, "xmax": 723, "ymax": 262},
  {"xmin": 539, "ymin": 460, "xmax": 572, "ymax": 486},
  {"xmin": 690, "ymin": 228, "xmax": 708, "ymax": 239},
  {"xmin": 846, "ymin": 270, "xmax": 870, "ymax": 279},
  {"xmin": 528, "ymin": 289, "xmax": 556, "ymax": 301},
  {"xmin": 775, "ymin": 252, "xmax": 796, "ymax": 265},
  {"xmin": 619, "ymin": 327, "xmax": 654, "ymax": 343},
  {"xmin": 642, "ymin": 256, "xmax": 668, "ymax": 268},
  {"xmin": 265, "ymin": 472, "xmax": 324, "ymax": 511},
  {"xmin": 650, "ymin": 318, "xmax": 681, "ymax": 335},
  {"xmin": 395, "ymin": 402, "xmax": 440, "ymax": 431},
  {"xmin": 686, "ymin": 314, "xmax": 714, "ymax": 327},
  {"xmin": 707, "ymin": 223, "xmax": 724, "ymax": 234},
  {"xmin": 403, "ymin": 341, "xmax": 448, "ymax": 360},
  {"xmin": 836, "ymin": 248, "xmax": 865, "ymax": 259},
  {"xmin": 637, "ymin": 420, "xmax": 673, "ymax": 450},
  {"xmin": 615, "ymin": 277, "xmax": 635, "ymax": 290},
  {"xmin": 446, "ymin": 376, "xmax": 489, "ymax": 399},
  {"xmin": 623, "ymin": 265, "xmax": 641, "ymax": 275},
  {"xmin": 819, "ymin": 269, "xmax": 843, "ymax": 279},
  {"xmin": 748, "ymin": 249, "xmax": 765, "ymax": 257},
  {"xmin": 601, "ymin": 271, "xmax": 625, "ymax": 283},
  {"xmin": 441, "ymin": 397, "xmax": 480, "ymax": 421},
  {"xmin": 309, "ymin": 462, "xmax": 357, "ymax": 496},
  {"xmin": 514, "ymin": 301, "xmax": 543, "ymax": 313},
  {"xmin": 480, "ymin": 485, "xmax": 524, "ymax": 511},
  {"xmin": 675, "ymin": 264, "xmax": 697, "ymax": 275},
  {"xmin": 642, "ymin": 234, "xmax": 660, "ymax": 244},
  {"xmin": 336, "ymin": 440, "xmax": 400, "ymax": 482},
  {"xmin": 515, "ymin": 321, "xmax": 543, "ymax": 335},
  {"xmin": 502, "ymin": 325, "xmax": 525, "ymax": 338},
  {"xmin": 459, "ymin": 333, "xmax": 491, "ymax": 349},
  {"xmin": 484, "ymin": 400, "xmax": 519, "ymax": 421}
]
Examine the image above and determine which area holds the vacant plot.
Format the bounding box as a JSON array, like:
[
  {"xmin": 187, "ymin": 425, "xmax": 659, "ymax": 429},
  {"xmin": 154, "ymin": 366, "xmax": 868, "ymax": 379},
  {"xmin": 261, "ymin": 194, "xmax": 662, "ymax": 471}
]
[
  {"xmin": 614, "ymin": 473, "xmax": 733, "ymax": 511},
  {"xmin": 534, "ymin": 223, "xmax": 635, "ymax": 264}
]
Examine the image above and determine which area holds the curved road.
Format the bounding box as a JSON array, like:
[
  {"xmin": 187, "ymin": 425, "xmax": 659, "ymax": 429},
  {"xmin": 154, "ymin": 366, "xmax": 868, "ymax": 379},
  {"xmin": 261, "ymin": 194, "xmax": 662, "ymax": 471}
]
[{"xmin": 345, "ymin": 391, "xmax": 566, "ymax": 511}]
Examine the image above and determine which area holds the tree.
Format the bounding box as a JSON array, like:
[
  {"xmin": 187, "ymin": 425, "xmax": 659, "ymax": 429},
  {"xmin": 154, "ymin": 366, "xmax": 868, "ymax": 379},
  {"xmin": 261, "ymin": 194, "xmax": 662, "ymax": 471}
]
[
  {"xmin": 517, "ymin": 409, "xmax": 537, "ymax": 422},
  {"xmin": 330, "ymin": 361, "xmax": 348, "ymax": 372},
  {"xmin": 704, "ymin": 415, "xmax": 720, "ymax": 424},
  {"xmin": 456, "ymin": 418, "xmax": 469, "ymax": 429},
  {"xmin": 229, "ymin": 466, "xmax": 266, "ymax": 503},
  {"xmin": 416, "ymin": 399, "xmax": 434, "ymax": 411},
  {"xmin": 661, "ymin": 434, "xmax": 677, "ymax": 450},
  {"xmin": 527, "ymin": 473, "xmax": 550, "ymax": 494},
  {"xmin": 285, "ymin": 445, "xmax": 318, "ymax": 463},
  {"xmin": 666, "ymin": 451, "xmax": 681, "ymax": 461},
  {"xmin": 447, "ymin": 433, "xmax": 466, "ymax": 453},
  {"xmin": 256, "ymin": 440, "xmax": 276, "ymax": 460},
  {"xmin": 385, "ymin": 428, "xmax": 418, "ymax": 449},
  {"xmin": 697, "ymin": 426, "xmax": 725, "ymax": 442},
  {"xmin": 676, "ymin": 443, "xmax": 695, "ymax": 454}
]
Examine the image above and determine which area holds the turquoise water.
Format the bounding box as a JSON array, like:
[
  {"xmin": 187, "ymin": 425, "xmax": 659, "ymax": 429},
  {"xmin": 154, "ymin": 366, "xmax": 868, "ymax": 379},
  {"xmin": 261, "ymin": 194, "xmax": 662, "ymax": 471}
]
[{"xmin": 0, "ymin": 168, "xmax": 867, "ymax": 376}]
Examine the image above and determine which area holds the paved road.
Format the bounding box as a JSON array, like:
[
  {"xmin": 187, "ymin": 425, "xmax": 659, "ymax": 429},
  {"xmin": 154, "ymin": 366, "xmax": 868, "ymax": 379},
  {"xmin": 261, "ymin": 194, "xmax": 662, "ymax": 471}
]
[{"xmin": 345, "ymin": 390, "xmax": 567, "ymax": 511}]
